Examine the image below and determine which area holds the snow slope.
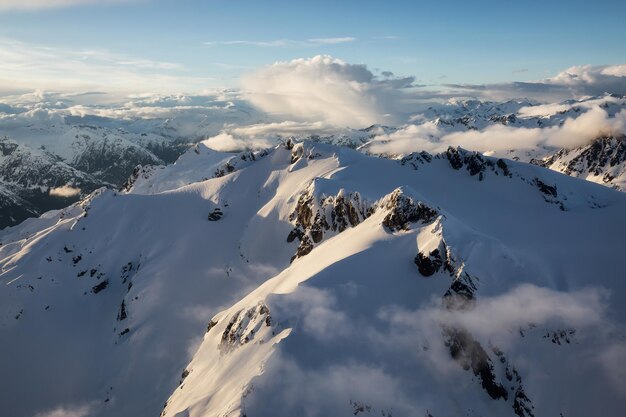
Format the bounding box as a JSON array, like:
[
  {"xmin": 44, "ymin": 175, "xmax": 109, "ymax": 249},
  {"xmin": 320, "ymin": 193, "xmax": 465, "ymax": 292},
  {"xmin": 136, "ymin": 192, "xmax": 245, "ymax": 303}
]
[{"xmin": 1, "ymin": 141, "xmax": 625, "ymax": 417}]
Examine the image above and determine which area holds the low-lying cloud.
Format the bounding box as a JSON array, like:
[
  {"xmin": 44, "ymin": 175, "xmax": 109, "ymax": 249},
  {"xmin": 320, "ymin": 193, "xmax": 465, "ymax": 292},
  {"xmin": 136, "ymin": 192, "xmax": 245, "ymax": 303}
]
[
  {"xmin": 369, "ymin": 106, "xmax": 626, "ymax": 156},
  {"xmin": 49, "ymin": 185, "xmax": 81, "ymax": 198},
  {"xmin": 33, "ymin": 402, "xmax": 94, "ymax": 417}
]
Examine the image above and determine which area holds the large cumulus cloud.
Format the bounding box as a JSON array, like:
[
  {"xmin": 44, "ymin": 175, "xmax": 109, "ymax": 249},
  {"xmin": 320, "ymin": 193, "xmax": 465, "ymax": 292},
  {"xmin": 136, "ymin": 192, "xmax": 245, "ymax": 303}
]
[{"xmin": 242, "ymin": 55, "xmax": 418, "ymax": 127}]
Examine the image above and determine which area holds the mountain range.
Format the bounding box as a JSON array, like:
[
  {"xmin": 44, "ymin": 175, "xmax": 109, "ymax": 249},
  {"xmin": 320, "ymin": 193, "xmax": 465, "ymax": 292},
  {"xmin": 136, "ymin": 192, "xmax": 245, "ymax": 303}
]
[{"xmin": 1, "ymin": 136, "xmax": 625, "ymax": 417}]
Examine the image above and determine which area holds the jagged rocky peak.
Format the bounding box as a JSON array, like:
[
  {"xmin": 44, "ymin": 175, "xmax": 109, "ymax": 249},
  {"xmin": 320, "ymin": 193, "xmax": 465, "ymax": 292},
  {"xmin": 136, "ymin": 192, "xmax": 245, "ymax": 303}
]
[
  {"xmin": 533, "ymin": 135, "xmax": 626, "ymax": 190},
  {"xmin": 213, "ymin": 149, "xmax": 269, "ymax": 178},
  {"xmin": 440, "ymin": 146, "xmax": 511, "ymax": 180},
  {"xmin": 399, "ymin": 146, "xmax": 513, "ymax": 180},
  {"xmin": 120, "ymin": 164, "xmax": 156, "ymax": 192},
  {"xmin": 288, "ymin": 183, "xmax": 374, "ymax": 261},
  {"xmin": 0, "ymin": 136, "xmax": 19, "ymax": 156},
  {"xmin": 289, "ymin": 140, "xmax": 323, "ymax": 164},
  {"xmin": 380, "ymin": 187, "xmax": 439, "ymax": 231}
]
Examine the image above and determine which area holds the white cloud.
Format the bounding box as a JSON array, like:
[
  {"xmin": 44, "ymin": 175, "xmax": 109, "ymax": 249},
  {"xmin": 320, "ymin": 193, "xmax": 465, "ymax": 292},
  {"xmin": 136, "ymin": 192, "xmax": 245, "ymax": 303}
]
[
  {"xmin": 0, "ymin": 0, "xmax": 134, "ymax": 11},
  {"xmin": 49, "ymin": 185, "xmax": 81, "ymax": 198},
  {"xmin": 33, "ymin": 403, "xmax": 94, "ymax": 417},
  {"xmin": 242, "ymin": 55, "xmax": 417, "ymax": 127},
  {"xmin": 445, "ymin": 63, "xmax": 626, "ymax": 101},
  {"xmin": 375, "ymin": 284, "xmax": 612, "ymax": 374},
  {"xmin": 202, "ymin": 132, "xmax": 274, "ymax": 152},
  {"xmin": 201, "ymin": 120, "xmax": 350, "ymax": 152},
  {"xmin": 246, "ymin": 354, "xmax": 424, "ymax": 416},
  {"xmin": 368, "ymin": 107, "xmax": 626, "ymax": 155},
  {"xmin": 0, "ymin": 38, "xmax": 211, "ymax": 94},
  {"xmin": 597, "ymin": 343, "xmax": 626, "ymax": 393},
  {"xmin": 204, "ymin": 38, "xmax": 356, "ymax": 48},
  {"xmin": 307, "ymin": 37, "xmax": 356, "ymax": 45},
  {"xmin": 271, "ymin": 286, "xmax": 354, "ymax": 342}
]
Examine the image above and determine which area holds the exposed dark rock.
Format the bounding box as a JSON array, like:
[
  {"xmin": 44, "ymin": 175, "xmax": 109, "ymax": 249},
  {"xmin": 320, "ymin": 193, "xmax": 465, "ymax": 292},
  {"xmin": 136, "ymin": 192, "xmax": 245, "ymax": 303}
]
[
  {"xmin": 513, "ymin": 386, "xmax": 535, "ymax": 417},
  {"xmin": 219, "ymin": 302, "xmax": 272, "ymax": 354},
  {"xmin": 288, "ymin": 188, "xmax": 373, "ymax": 261},
  {"xmin": 534, "ymin": 178, "xmax": 557, "ymax": 197},
  {"xmin": 208, "ymin": 208, "xmax": 224, "ymax": 221},
  {"xmin": 399, "ymin": 151, "xmax": 432, "ymax": 170},
  {"xmin": 382, "ymin": 189, "xmax": 438, "ymax": 231},
  {"xmin": 543, "ymin": 328, "xmax": 576, "ymax": 345},
  {"xmin": 497, "ymin": 159, "xmax": 511, "ymax": 177},
  {"xmin": 117, "ymin": 300, "xmax": 127, "ymax": 321},
  {"xmin": 91, "ymin": 279, "xmax": 109, "ymax": 294},
  {"xmin": 532, "ymin": 135, "xmax": 626, "ymax": 190},
  {"xmin": 206, "ymin": 319, "xmax": 218, "ymax": 333},
  {"xmin": 290, "ymin": 235, "xmax": 313, "ymax": 263},
  {"xmin": 350, "ymin": 400, "xmax": 372, "ymax": 415},
  {"xmin": 286, "ymin": 227, "xmax": 304, "ymax": 243},
  {"xmin": 443, "ymin": 326, "xmax": 508, "ymax": 401},
  {"xmin": 443, "ymin": 275, "xmax": 477, "ymax": 308},
  {"xmin": 414, "ymin": 249, "xmax": 443, "ymax": 276}
]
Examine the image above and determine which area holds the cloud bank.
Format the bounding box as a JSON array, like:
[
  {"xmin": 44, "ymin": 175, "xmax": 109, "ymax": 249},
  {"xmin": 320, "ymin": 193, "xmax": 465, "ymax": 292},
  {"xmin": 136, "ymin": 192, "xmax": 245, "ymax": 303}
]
[
  {"xmin": 446, "ymin": 64, "xmax": 626, "ymax": 102},
  {"xmin": 242, "ymin": 55, "xmax": 418, "ymax": 127},
  {"xmin": 368, "ymin": 106, "xmax": 626, "ymax": 156}
]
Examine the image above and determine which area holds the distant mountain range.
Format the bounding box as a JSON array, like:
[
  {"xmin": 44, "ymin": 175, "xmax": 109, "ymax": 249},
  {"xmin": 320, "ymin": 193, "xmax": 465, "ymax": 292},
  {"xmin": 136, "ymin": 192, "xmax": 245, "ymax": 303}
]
[{"xmin": 0, "ymin": 94, "xmax": 625, "ymax": 230}]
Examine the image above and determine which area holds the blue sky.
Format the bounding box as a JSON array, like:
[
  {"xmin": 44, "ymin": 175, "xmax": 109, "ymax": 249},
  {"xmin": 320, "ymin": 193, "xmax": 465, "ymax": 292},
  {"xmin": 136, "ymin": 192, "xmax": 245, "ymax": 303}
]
[{"xmin": 0, "ymin": 0, "xmax": 625, "ymax": 93}]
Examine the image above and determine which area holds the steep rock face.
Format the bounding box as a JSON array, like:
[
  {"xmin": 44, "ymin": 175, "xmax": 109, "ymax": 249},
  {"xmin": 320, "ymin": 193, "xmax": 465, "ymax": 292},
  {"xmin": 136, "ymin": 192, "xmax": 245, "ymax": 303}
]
[
  {"xmin": 533, "ymin": 136, "xmax": 626, "ymax": 191},
  {"xmin": 287, "ymin": 187, "xmax": 374, "ymax": 261}
]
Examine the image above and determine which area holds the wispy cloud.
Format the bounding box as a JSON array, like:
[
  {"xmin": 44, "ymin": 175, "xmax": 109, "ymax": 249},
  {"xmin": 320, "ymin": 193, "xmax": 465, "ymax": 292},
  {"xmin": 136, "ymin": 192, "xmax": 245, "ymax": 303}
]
[
  {"xmin": 0, "ymin": 37, "xmax": 211, "ymax": 93},
  {"xmin": 204, "ymin": 37, "xmax": 356, "ymax": 48},
  {"xmin": 0, "ymin": 0, "xmax": 135, "ymax": 11}
]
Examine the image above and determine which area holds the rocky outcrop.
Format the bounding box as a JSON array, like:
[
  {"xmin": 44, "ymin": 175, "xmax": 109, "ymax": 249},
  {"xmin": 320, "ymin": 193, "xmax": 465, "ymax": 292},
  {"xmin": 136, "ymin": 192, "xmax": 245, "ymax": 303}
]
[
  {"xmin": 287, "ymin": 188, "xmax": 374, "ymax": 262},
  {"xmin": 120, "ymin": 165, "xmax": 157, "ymax": 192},
  {"xmin": 213, "ymin": 150, "xmax": 269, "ymax": 178},
  {"xmin": 381, "ymin": 189, "xmax": 438, "ymax": 231},
  {"xmin": 219, "ymin": 302, "xmax": 273, "ymax": 354},
  {"xmin": 532, "ymin": 135, "xmax": 626, "ymax": 191},
  {"xmin": 400, "ymin": 147, "xmax": 513, "ymax": 181}
]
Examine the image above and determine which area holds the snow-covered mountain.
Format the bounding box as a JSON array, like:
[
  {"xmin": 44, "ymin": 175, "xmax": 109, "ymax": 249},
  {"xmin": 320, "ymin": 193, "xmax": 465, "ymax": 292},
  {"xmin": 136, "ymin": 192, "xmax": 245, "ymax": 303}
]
[
  {"xmin": 0, "ymin": 92, "xmax": 265, "ymax": 228},
  {"xmin": 531, "ymin": 135, "xmax": 626, "ymax": 191},
  {"xmin": 1, "ymin": 140, "xmax": 624, "ymax": 417}
]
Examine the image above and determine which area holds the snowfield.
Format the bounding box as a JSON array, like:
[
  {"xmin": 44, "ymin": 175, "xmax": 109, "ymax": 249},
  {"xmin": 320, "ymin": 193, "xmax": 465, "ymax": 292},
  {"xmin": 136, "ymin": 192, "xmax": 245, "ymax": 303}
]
[{"xmin": 1, "ymin": 140, "xmax": 625, "ymax": 417}]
